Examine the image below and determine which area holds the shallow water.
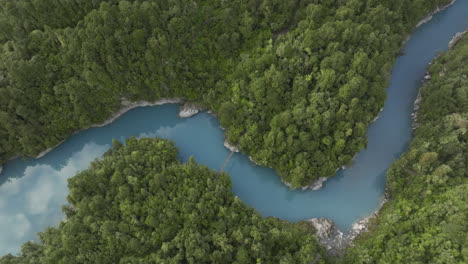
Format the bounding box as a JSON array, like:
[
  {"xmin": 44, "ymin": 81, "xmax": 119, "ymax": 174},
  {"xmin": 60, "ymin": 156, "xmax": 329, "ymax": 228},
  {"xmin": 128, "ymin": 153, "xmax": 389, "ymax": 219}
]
[{"xmin": 1, "ymin": 0, "xmax": 468, "ymax": 255}]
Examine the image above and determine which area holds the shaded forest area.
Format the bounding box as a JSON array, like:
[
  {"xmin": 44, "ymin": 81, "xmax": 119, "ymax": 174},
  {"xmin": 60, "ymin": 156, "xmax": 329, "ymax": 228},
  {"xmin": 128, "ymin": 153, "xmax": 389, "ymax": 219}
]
[
  {"xmin": 0, "ymin": 0, "xmax": 452, "ymax": 187},
  {"xmin": 343, "ymin": 33, "xmax": 468, "ymax": 264}
]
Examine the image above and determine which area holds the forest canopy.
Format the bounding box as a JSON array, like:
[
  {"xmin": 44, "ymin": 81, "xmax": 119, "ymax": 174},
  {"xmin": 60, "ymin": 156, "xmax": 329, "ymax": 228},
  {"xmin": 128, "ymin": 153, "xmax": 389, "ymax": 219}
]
[
  {"xmin": 0, "ymin": 1, "xmax": 466, "ymax": 263},
  {"xmin": 0, "ymin": 0, "xmax": 453, "ymax": 187},
  {"xmin": 0, "ymin": 137, "xmax": 327, "ymax": 264}
]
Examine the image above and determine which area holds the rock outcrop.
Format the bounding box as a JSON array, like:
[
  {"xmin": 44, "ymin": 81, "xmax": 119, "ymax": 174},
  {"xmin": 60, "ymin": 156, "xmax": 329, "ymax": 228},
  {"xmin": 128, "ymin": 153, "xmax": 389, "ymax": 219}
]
[
  {"xmin": 416, "ymin": 0, "xmax": 456, "ymax": 28},
  {"xmin": 223, "ymin": 140, "xmax": 239, "ymax": 152},
  {"xmin": 178, "ymin": 103, "xmax": 201, "ymax": 118},
  {"xmin": 282, "ymin": 180, "xmax": 293, "ymax": 188},
  {"xmin": 346, "ymin": 213, "xmax": 376, "ymax": 242},
  {"xmin": 308, "ymin": 216, "xmax": 375, "ymax": 256},
  {"xmin": 308, "ymin": 197, "xmax": 388, "ymax": 256},
  {"xmin": 412, "ymin": 87, "xmax": 423, "ymax": 130},
  {"xmin": 302, "ymin": 177, "xmax": 328, "ymax": 191},
  {"xmin": 412, "ymin": 72, "xmax": 433, "ymax": 130},
  {"xmin": 308, "ymin": 218, "xmax": 347, "ymax": 256},
  {"xmin": 248, "ymin": 156, "xmax": 261, "ymax": 166},
  {"xmin": 371, "ymin": 107, "xmax": 384, "ymax": 123},
  {"xmin": 281, "ymin": 177, "xmax": 328, "ymax": 191},
  {"xmin": 448, "ymin": 29, "xmax": 467, "ymax": 49}
]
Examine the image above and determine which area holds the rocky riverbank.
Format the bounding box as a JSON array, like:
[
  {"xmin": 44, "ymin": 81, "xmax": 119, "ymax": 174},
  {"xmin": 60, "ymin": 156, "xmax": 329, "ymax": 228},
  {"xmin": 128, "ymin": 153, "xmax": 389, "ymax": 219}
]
[
  {"xmin": 448, "ymin": 29, "xmax": 468, "ymax": 48},
  {"xmin": 281, "ymin": 176, "xmax": 329, "ymax": 191},
  {"xmin": 308, "ymin": 196, "xmax": 388, "ymax": 256},
  {"xmin": 308, "ymin": 218, "xmax": 347, "ymax": 256},
  {"xmin": 413, "ymin": 28, "xmax": 465, "ymax": 130},
  {"xmin": 1, "ymin": 98, "xmax": 204, "ymax": 169},
  {"xmin": 111, "ymin": 98, "xmax": 183, "ymax": 127},
  {"xmin": 248, "ymin": 156, "xmax": 263, "ymax": 166},
  {"xmin": 403, "ymin": 0, "xmax": 457, "ymax": 46},
  {"xmin": 223, "ymin": 140, "xmax": 239, "ymax": 153},
  {"xmin": 416, "ymin": 0, "xmax": 456, "ymax": 28},
  {"xmin": 203, "ymin": 110, "xmax": 242, "ymax": 155},
  {"xmin": 302, "ymin": 177, "xmax": 328, "ymax": 191},
  {"xmin": 178, "ymin": 102, "xmax": 202, "ymax": 118},
  {"xmin": 371, "ymin": 107, "xmax": 384, "ymax": 124},
  {"xmin": 39, "ymin": 98, "xmax": 186, "ymax": 159},
  {"xmin": 411, "ymin": 73, "xmax": 428, "ymax": 130}
]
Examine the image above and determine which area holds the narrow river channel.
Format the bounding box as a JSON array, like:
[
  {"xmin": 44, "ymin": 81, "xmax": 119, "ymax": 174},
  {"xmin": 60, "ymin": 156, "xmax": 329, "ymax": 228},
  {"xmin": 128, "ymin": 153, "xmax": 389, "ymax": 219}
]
[{"xmin": 0, "ymin": 0, "xmax": 467, "ymax": 256}]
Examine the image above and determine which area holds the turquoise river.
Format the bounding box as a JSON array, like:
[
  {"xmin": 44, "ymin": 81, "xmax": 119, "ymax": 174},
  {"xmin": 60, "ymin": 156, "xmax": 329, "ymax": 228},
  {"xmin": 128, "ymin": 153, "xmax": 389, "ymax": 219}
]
[{"xmin": 0, "ymin": 0, "xmax": 467, "ymax": 255}]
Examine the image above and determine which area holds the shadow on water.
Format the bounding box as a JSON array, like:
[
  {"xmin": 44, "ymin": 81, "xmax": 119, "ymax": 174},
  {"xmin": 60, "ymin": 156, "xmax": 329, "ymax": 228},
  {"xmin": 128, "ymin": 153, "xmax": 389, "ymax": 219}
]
[{"xmin": 0, "ymin": 0, "xmax": 468, "ymax": 255}]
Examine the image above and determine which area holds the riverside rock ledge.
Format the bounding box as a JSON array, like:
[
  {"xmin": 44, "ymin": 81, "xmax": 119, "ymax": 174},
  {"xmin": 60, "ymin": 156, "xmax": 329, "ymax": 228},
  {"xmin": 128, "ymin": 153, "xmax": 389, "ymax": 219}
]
[
  {"xmin": 308, "ymin": 216, "xmax": 374, "ymax": 256},
  {"xmin": 308, "ymin": 218, "xmax": 347, "ymax": 256},
  {"xmin": 178, "ymin": 103, "xmax": 201, "ymax": 118},
  {"xmin": 223, "ymin": 141, "xmax": 239, "ymax": 153},
  {"xmin": 282, "ymin": 177, "xmax": 328, "ymax": 191},
  {"xmin": 302, "ymin": 177, "xmax": 328, "ymax": 191}
]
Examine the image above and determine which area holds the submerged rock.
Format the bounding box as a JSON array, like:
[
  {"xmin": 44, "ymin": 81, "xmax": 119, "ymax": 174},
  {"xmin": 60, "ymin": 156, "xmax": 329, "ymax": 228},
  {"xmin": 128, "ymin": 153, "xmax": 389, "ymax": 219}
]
[{"xmin": 178, "ymin": 103, "xmax": 200, "ymax": 118}]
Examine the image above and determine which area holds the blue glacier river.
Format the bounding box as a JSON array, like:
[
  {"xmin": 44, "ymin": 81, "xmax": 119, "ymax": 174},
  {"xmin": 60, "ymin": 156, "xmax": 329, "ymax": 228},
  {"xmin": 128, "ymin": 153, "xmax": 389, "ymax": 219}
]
[{"xmin": 1, "ymin": 0, "xmax": 468, "ymax": 255}]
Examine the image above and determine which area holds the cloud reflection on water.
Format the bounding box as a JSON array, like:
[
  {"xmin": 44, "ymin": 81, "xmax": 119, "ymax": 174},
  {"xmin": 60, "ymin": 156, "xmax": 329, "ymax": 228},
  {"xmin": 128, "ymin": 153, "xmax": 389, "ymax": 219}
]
[{"xmin": 0, "ymin": 143, "xmax": 109, "ymax": 255}]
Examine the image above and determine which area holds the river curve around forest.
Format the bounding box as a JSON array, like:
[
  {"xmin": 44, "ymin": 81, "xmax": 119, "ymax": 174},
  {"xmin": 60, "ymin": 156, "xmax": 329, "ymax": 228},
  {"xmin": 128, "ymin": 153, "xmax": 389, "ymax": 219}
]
[{"xmin": 0, "ymin": 0, "xmax": 467, "ymax": 256}]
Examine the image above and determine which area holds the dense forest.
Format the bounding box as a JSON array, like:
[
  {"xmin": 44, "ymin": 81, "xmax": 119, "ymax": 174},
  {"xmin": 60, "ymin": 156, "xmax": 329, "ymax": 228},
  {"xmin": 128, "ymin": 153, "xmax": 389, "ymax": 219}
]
[
  {"xmin": 343, "ymin": 34, "xmax": 468, "ymax": 263},
  {"xmin": 0, "ymin": 0, "xmax": 453, "ymax": 187},
  {"xmin": 0, "ymin": 2, "xmax": 466, "ymax": 263},
  {"xmin": 0, "ymin": 137, "xmax": 327, "ymax": 263}
]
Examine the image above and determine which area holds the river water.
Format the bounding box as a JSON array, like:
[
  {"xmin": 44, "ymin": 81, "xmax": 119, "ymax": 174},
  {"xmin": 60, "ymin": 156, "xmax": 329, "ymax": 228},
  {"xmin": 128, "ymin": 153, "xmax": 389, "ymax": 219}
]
[{"xmin": 1, "ymin": 0, "xmax": 467, "ymax": 256}]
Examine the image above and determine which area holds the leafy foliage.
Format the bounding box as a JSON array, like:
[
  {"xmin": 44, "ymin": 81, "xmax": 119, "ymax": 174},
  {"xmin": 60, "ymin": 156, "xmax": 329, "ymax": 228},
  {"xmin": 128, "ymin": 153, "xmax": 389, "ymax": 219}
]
[
  {"xmin": 0, "ymin": 0, "xmax": 452, "ymax": 187},
  {"xmin": 0, "ymin": 137, "xmax": 326, "ymax": 264},
  {"xmin": 343, "ymin": 34, "xmax": 468, "ymax": 264}
]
